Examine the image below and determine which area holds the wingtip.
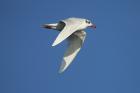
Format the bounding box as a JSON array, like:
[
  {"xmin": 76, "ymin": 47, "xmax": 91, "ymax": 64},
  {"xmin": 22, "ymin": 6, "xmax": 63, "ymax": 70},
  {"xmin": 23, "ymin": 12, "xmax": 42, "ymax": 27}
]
[
  {"xmin": 58, "ymin": 69, "xmax": 64, "ymax": 73},
  {"xmin": 52, "ymin": 40, "xmax": 60, "ymax": 46},
  {"xmin": 52, "ymin": 43, "xmax": 55, "ymax": 46},
  {"xmin": 58, "ymin": 60, "xmax": 67, "ymax": 73},
  {"xmin": 52, "ymin": 42, "xmax": 57, "ymax": 46},
  {"xmin": 58, "ymin": 67, "xmax": 66, "ymax": 73}
]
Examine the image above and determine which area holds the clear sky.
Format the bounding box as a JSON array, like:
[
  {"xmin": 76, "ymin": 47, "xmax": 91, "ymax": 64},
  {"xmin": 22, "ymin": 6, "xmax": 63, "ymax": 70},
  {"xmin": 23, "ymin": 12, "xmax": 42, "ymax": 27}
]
[{"xmin": 1, "ymin": 0, "xmax": 140, "ymax": 93}]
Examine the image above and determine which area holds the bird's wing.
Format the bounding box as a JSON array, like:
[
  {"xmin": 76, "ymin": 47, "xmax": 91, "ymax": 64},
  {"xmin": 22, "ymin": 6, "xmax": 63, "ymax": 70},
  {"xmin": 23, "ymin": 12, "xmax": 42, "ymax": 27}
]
[
  {"xmin": 59, "ymin": 30, "xmax": 86, "ymax": 73},
  {"xmin": 52, "ymin": 18, "xmax": 84, "ymax": 46}
]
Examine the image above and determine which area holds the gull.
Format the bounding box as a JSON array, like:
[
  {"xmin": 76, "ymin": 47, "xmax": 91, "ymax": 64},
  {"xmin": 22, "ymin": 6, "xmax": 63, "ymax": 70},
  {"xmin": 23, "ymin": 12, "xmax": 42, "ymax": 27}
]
[{"xmin": 42, "ymin": 17, "xmax": 96, "ymax": 73}]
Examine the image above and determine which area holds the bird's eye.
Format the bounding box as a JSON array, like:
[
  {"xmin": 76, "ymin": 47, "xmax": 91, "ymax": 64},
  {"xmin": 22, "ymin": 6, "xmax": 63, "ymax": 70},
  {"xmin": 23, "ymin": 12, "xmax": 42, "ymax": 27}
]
[{"xmin": 85, "ymin": 20, "xmax": 90, "ymax": 24}]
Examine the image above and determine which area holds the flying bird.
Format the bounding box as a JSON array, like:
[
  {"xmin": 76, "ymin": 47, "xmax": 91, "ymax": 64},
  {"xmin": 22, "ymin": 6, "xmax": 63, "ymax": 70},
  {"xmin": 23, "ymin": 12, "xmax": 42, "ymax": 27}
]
[{"xmin": 42, "ymin": 17, "xmax": 96, "ymax": 73}]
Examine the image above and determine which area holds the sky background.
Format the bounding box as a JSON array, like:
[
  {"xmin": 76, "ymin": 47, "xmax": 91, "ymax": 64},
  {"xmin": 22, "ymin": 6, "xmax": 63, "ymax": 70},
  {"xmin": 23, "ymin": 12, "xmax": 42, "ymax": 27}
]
[{"xmin": 1, "ymin": 0, "xmax": 140, "ymax": 93}]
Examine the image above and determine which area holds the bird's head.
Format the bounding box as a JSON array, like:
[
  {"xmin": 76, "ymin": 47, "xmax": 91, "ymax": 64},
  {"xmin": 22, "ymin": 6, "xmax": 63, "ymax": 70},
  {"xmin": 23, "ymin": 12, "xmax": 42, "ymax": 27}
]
[{"xmin": 85, "ymin": 19, "xmax": 96, "ymax": 30}]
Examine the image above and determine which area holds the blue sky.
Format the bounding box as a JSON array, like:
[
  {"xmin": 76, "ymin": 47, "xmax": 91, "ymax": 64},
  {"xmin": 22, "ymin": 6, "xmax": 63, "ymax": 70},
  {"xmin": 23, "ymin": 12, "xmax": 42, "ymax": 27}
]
[{"xmin": 1, "ymin": 0, "xmax": 140, "ymax": 93}]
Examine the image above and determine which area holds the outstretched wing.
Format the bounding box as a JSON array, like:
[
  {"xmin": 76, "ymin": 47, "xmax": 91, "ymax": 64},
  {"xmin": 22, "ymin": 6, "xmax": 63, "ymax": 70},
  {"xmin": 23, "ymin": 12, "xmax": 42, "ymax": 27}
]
[
  {"xmin": 52, "ymin": 18, "xmax": 84, "ymax": 46},
  {"xmin": 59, "ymin": 30, "xmax": 86, "ymax": 73}
]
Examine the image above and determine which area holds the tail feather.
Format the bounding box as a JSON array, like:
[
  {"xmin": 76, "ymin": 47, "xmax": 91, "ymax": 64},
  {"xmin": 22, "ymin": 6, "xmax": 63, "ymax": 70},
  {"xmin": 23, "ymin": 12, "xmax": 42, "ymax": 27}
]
[{"xmin": 42, "ymin": 23, "xmax": 58, "ymax": 30}]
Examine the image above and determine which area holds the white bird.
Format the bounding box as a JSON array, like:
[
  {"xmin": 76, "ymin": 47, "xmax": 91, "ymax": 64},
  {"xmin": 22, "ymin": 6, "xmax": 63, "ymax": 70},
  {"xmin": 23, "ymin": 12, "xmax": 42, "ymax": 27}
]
[{"xmin": 42, "ymin": 17, "xmax": 96, "ymax": 73}]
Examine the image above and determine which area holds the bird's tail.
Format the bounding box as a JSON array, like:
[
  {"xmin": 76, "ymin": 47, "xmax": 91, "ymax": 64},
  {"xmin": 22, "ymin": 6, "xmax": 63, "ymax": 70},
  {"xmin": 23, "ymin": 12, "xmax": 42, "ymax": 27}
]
[{"xmin": 42, "ymin": 23, "xmax": 58, "ymax": 30}]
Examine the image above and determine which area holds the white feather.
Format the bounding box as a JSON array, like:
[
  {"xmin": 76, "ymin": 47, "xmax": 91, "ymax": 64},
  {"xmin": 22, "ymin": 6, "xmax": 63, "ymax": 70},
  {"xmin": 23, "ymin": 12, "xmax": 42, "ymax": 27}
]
[
  {"xmin": 59, "ymin": 31, "xmax": 86, "ymax": 73},
  {"xmin": 52, "ymin": 18, "xmax": 86, "ymax": 46}
]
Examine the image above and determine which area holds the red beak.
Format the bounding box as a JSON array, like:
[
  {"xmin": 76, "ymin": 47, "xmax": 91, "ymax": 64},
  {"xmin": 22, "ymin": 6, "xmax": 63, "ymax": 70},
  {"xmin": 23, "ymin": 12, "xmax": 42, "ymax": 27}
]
[{"xmin": 90, "ymin": 24, "xmax": 96, "ymax": 30}]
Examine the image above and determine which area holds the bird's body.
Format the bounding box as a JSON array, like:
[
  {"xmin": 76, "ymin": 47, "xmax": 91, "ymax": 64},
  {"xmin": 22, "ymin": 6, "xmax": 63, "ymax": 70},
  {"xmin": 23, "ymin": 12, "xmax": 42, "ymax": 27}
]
[{"xmin": 42, "ymin": 17, "xmax": 96, "ymax": 73}]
